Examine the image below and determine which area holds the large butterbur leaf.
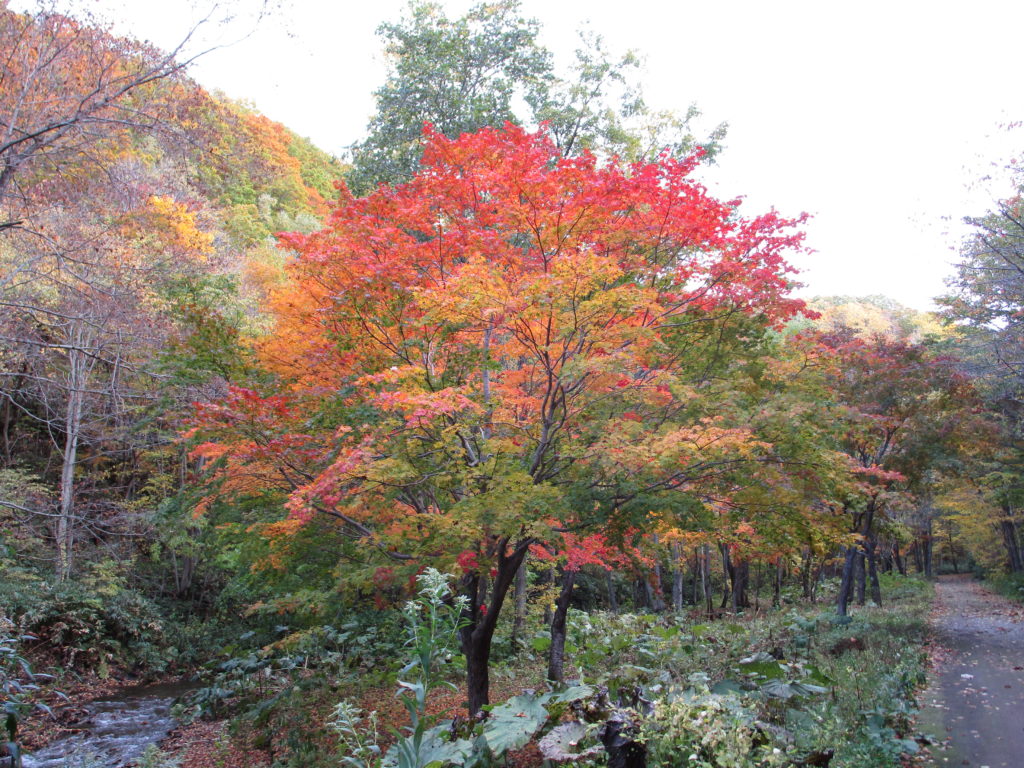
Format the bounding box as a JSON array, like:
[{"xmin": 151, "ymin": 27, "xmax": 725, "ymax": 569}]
[
  {"xmin": 737, "ymin": 651, "xmax": 786, "ymax": 680},
  {"xmin": 482, "ymin": 694, "xmax": 549, "ymax": 754},
  {"xmin": 538, "ymin": 721, "xmax": 603, "ymax": 762}
]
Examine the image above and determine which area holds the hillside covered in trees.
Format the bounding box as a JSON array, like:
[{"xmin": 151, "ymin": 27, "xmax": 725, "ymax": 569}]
[{"xmin": 2, "ymin": 2, "xmax": 1023, "ymax": 768}]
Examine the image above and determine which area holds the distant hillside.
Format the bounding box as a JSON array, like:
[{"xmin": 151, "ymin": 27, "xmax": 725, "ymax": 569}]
[{"xmin": 806, "ymin": 294, "xmax": 945, "ymax": 341}]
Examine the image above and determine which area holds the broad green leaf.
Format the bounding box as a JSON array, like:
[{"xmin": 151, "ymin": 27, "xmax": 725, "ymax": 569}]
[
  {"xmin": 538, "ymin": 721, "xmax": 602, "ymax": 762},
  {"xmin": 483, "ymin": 694, "xmax": 549, "ymax": 754}
]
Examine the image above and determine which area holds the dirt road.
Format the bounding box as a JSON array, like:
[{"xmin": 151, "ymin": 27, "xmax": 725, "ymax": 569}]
[{"xmin": 919, "ymin": 575, "xmax": 1024, "ymax": 767}]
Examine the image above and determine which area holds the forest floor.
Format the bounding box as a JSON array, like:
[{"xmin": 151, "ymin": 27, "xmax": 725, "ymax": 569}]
[{"xmin": 918, "ymin": 574, "xmax": 1024, "ymax": 768}]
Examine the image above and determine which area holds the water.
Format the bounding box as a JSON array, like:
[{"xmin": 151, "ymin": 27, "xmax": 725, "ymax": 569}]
[{"xmin": 22, "ymin": 681, "xmax": 196, "ymax": 768}]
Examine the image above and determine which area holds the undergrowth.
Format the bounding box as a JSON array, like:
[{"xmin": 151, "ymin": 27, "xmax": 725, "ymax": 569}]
[
  {"xmin": 986, "ymin": 571, "xmax": 1024, "ymax": 603},
  {"xmin": 179, "ymin": 574, "xmax": 933, "ymax": 768}
]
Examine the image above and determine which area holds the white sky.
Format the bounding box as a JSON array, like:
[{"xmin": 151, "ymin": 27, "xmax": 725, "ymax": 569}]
[{"xmin": 60, "ymin": 0, "xmax": 1024, "ymax": 309}]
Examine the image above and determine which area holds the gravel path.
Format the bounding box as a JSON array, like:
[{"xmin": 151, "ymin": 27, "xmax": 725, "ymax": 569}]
[{"xmin": 918, "ymin": 575, "xmax": 1024, "ymax": 768}]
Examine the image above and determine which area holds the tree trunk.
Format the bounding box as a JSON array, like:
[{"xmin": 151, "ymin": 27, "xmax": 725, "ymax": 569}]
[
  {"xmin": 893, "ymin": 541, "xmax": 907, "ymax": 576},
  {"xmin": 460, "ymin": 537, "xmax": 531, "ymax": 716},
  {"xmin": 837, "ymin": 546, "xmax": 857, "ymax": 617},
  {"xmin": 0, "ymin": 379, "xmax": 16, "ymax": 464},
  {"xmin": 643, "ymin": 569, "xmax": 666, "ymax": 612},
  {"xmin": 719, "ymin": 544, "xmax": 731, "ymax": 610},
  {"xmin": 773, "ymin": 559, "xmax": 783, "ymax": 608},
  {"xmin": 999, "ymin": 516, "xmax": 1023, "ymax": 573},
  {"xmin": 702, "ymin": 545, "xmax": 713, "ymax": 617},
  {"xmin": 671, "ymin": 543, "xmax": 684, "ymax": 612},
  {"xmin": 866, "ymin": 536, "xmax": 882, "ymax": 606},
  {"xmin": 56, "ymin": 341, "xmax": 87, "ymax": 581},
  {"xmin": 543, "ymin": 567, "xmax": 554, "ymax": 625},
  {"xmin": 800, "ymin": 550, "xmax": 813, "ymax": 600},
  {"xmin": 730, "ymin": 558, "xmax": 749, "ymax": 612},
  {"xmin": 606, "ymin": 571, "xmax": 619, "ymax": 613},
  {"xmin": 946, "ymin": 527, "xmax": 960, "ymax": 574},
  {"xmin": 512, "ymin": 558, "xmax": 528, "ymax": 647},
  {"xmin": 753, "ymin": 560, "xmax": 762, "ymax": 612},
  {"xmin": 547, "ymin": 568, "xmax": 576, "ymax": 683},
  {"xmin": 923, "ymin": 531, "xmax": 934, "ymax": 579},
  {"xmin": 692, "ymin": 547, "xmax": 704, "ymax": 606},
  {"xmin": 811, "ymin": 558, "xmax": 823, "ymax": 603},
  {"xmin": 854, "ymin": 549, "xmax": 866, "ymax": 605}
]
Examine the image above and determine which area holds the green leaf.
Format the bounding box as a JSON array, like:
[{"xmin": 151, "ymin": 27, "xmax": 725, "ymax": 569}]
[
  {"xmin": 804, "ymin": 664, "xmax": 834, "ymax": 686},
  {"xmin": 546, "ymin": 684, "xmax": 593, "ymax": 705},
  {"xmin": 383, "ymin": 724, "xmax": 472, "ymax": 768},
  {"xmin": 482, "ymin": 694, "xmax": 549, "ymax": 754},
  {"xmin": 898, "ymin": 738, "xmax": 920, "ymax": 754},
  {"xmin": 760, "ymin": 679, "xmax": 827, "ymax": 700},
  {"xmin": 711, "ymin": 679, "xmax": 744, "ymax": 695},
  {"xmin": 538, "ymin": 721, "xmax": 602, "ymax": 762},
  {"xmin": 737, "ymin": 652, "xmax": 785, "ymax": 680}
]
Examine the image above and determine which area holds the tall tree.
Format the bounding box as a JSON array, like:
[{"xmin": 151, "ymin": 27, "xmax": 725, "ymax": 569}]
[
  {"xmin": 194, "ymin": 124, "xmax": 807, "ymax": 713},
  {"xmin": 346, "ymin": 0, "xmax": 723, "ymax": 194},
  {"xmin": 940, "ymin": 164, "xmax": 1024, "ymax": 383},
  {"xmin": 346, "ymin": 0, "xmax": 550, "ymax": 193},
  {"xmin": 818, "ymin": 333, "xmax": 974, "ymax": 613}
]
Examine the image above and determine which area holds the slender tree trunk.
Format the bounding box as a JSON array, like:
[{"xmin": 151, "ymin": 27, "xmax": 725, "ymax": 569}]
[
  {"xmin": 671, "ymin": 543, "xmax": 684, "ymax": 612},
  {"xmin": 692, "ymin": 547, "xmax": 704, "ymax": 606},
  {"xmin": 811, "ymin": 558, "xmax": 823, "ymax": 604},
  {"xmin": 649, "ymin": 535, "xmax": 666, "ymax": 612},
  {"xmin": 702, "ymin": 545, "xmax": 713, "ymax": 617},
  {"xmin": 946, "ymin": 527, "xmax": 960, "ymax": 574},
  {"xmin": 547, "ymin": 569, "xmax": 576, "ymax": 683},
  {"xmin": 923, "ymin": 530, "xmax": 934, "ymax": 579},
  {"xmin": 753, "ymin": 561, "xmax": 762, "ymax": 612},
  {"xmin": 800, "ymin": 550, "xmax": 813, "ymax": 600},
  {"xmin": 866, "ymin": 536, "xmax": 882, "ymax": 605},
  {"xmin": 854, "ymin": 550, "xmax": 866, "ymax": 605},
  {"xmin": 773, "ymin": 559, "xmax": 783, "ymax": 608},
  {"xmin": 635, "ymin": 577, "xmax": 648, "ymax": 610},
  {"xmin": 606, "ymin": 571, "xmax": 619, "ymax": 614},
  {"xmin": 56, "ymin": 342, "xmax": 87, "ymax": 581},
  {"xmin": 893, "ymin": 541, "xmax": 906, "ymax": 576},
  {"xmin": 512, "ymin": 558, "xmax": 528, "ymax": 647},
  {"xmin": 837, "ymin": 546, "xmax": 857, "ymax": 617},
  {"xmin": 0, "ymin": 380, "xmax": 16, "ymax": 464},
  {"xmin": 543, "ymin": 567, "xmax": 554, "ymax": 625},
  {"xmin": 460, "ymin": 538, "xmax": 530, "ymax": 716},
  {"xmin": 910, "ymin": 540, "xmax": 923, "ymax": 574},
  {"xmin": 720, "ymin": 544, "xmax": 731, "ymax": 610}
]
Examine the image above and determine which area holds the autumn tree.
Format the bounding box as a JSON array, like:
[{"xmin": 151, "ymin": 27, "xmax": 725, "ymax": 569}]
[
  {"xmin": 0, "ymin": 1, "xmax": 193, "ymax": 231},
  {"xmin": 816, "ymin": 333, "xmax": 974, "ymax": 614},
  {"xmin": 193, "ymin": 124, "xmax": 808, "ymax": 713},
  {"xmin": 939, "ymin": 158, "xmax": 1024, "ymax": 577},
  {"xmin": 0, "ymin": 164, "xmax": 225, "ymax": 578},
  {"xmin": 941, "ymin": 175, "xmax": 1024, "ymax": 383}
]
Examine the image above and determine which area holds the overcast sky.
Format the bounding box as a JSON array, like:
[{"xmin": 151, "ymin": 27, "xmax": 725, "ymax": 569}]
[{"xmin": 67, "ymin": 0, "xmax": 1024, "ymax": 310}]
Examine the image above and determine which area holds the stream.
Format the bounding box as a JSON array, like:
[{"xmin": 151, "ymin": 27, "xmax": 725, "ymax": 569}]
[{"xmin": 21, "ymin": 681, "xmax": 197, "ymax": 768}]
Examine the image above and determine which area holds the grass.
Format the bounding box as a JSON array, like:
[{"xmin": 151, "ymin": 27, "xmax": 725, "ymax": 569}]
[{"xmin": 986, "ymin": 571, "xmax": 1024, "ymax": 603}]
